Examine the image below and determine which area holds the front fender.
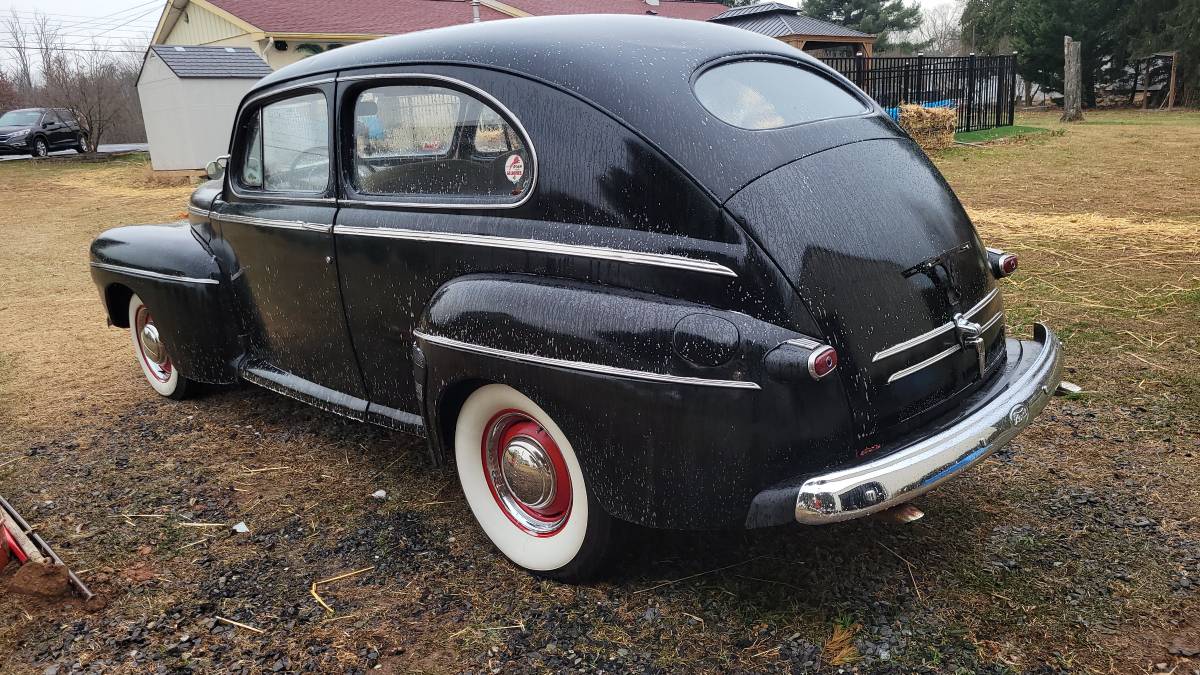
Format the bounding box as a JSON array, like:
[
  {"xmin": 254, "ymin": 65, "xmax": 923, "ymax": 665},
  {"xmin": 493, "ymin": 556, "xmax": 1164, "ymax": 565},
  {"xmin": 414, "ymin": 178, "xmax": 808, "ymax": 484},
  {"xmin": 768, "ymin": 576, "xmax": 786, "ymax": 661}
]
[
  {"xmin": 89, "ymin": 222, "xmax": 239, "ymax": 384},
  {"xmin": 416, "ymin": 274, "xmax": 855, "ymax": 529}
]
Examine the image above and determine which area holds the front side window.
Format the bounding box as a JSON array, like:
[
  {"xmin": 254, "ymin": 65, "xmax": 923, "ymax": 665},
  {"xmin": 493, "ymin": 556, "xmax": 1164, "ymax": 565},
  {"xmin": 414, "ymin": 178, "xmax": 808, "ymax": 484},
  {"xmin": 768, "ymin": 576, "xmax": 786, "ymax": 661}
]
[
  {"xmin": 239, "ymin": 91, "xmax": 329, "ymax": 193},
  {"xmin": 693, "ymin": 60, "xmax": 869, "ymax": 130},
  {"xmin": 350, "ymin": 84, "xmax": 531, "ymax": 201}
]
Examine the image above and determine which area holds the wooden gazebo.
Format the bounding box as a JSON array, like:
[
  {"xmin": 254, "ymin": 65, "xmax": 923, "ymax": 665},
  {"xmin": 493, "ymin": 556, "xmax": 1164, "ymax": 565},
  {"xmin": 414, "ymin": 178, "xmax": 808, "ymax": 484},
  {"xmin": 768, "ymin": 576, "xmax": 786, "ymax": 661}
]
[{"xmin": 708, "ymin": 2, "xmax": 876, "ymax": 57}]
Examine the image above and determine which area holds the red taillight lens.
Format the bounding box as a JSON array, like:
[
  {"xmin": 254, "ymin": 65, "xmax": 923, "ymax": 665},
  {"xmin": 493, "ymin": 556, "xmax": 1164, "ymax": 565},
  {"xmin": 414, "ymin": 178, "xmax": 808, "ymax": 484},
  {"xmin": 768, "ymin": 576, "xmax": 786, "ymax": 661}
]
[
  {"xmin": 808, "ymin": 346, "xmax": 838, "ymax": 380},
  {"xmin": 1000, "ymin": 253, "xmax": 1018, "ymax": 275},
  {"xmin": 987, "ymin": 248, "xmax": 1019, "ymax": 278}
]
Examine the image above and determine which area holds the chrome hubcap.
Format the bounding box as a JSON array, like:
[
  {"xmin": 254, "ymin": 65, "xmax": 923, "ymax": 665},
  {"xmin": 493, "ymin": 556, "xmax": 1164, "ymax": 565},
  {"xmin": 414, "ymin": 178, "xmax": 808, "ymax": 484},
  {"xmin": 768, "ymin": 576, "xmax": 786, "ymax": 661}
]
[
  {"xmin": 482, "ymin": 410, "xmax": 572, "ymax": 536},
  {"xmin": 500, "ymin": 437, "xmax": 556, "ymax": 509},
  {"xmin": 134, "ymin": 305, "xmax": 172, "ymax": 383},
  {"xmin": 140, "ymin": 323, "xmax": 165, "ymax": 363}
]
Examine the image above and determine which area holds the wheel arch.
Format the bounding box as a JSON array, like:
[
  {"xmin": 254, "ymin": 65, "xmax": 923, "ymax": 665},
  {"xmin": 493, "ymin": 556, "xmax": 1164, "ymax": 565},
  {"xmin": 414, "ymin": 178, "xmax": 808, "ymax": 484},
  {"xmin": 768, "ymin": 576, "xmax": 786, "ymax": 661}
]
[{"xmin": 104, "ymin": 282, "xmax": 134, "ymax": 328}]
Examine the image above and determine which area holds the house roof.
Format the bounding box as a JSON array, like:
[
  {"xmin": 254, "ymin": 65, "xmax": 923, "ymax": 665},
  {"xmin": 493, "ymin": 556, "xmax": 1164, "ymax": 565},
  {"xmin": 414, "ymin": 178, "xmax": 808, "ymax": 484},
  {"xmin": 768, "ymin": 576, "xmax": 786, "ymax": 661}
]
[
  {"xmin": 198, "ymin": 0, "xmax": 724, "ymax": 37},
  {"xmin": 709, "ymin": 2, "xmax": 872, "ymax": 39},
  {"xmin": 149, "ymin": 45, "xmax": 273, "ymax": 78}
]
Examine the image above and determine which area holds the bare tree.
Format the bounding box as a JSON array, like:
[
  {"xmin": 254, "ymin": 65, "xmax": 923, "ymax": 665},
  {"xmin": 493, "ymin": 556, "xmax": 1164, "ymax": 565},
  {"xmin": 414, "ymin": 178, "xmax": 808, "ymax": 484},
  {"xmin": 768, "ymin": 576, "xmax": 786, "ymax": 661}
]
[
  {"xmin": 2, "ymin": 11, "xmax": 35, "ymax": 92},
  {"xmin": 1, "ymin": 10, "xmax": 147, "ymax": 149},
  {"xmin": 914, "ymin": 2, "xmax": 966, "ymax": 55}
]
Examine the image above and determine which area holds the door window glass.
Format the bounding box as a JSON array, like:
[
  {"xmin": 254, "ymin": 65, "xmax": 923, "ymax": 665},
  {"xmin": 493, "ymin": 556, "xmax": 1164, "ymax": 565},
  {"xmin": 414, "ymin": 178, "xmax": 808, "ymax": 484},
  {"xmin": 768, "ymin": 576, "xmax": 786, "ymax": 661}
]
[
  {"xmin": 238, "ymin": 92, "xmax": 329, "ymax": 192},
  {"xmin": 351, "ymin": 84, "xmax": 531, "ymax": 200}
]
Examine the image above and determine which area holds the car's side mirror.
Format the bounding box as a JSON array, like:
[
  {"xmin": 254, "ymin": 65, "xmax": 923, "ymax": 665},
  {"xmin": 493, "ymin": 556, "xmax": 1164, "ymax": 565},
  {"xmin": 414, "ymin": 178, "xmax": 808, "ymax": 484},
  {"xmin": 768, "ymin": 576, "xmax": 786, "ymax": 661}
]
[
  {"xmin": 42, "ymin": 122, "xmax": 53, "ymax": 128},
  {"xmin": 205, "ymin": 155, "xmax": 229, "ymax": 180}
]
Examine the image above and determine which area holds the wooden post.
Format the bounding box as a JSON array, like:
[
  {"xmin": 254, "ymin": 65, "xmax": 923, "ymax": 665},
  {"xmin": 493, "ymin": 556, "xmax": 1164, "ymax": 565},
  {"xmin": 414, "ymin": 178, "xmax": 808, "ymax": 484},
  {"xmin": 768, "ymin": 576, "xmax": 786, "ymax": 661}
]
[
  {"xmin": 1142, "ymin": 56, "xmax": 1152, "ymax": 109},
  {"xmin": 1061, "ymin": 36, "xmax": 1084, "ymax": 122},
  {"xmin": 1167, "ymin": 51, "xmax": 1178, "ymax": 110}
]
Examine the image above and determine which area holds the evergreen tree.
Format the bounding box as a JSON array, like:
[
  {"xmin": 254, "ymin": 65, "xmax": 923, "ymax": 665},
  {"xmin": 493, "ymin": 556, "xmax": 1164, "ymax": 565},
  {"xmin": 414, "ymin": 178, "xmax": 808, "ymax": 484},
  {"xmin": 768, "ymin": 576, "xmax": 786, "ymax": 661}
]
[
  {"xmin": 1122, "ymin": 0, "xmax": 1199, "ymax": 98},
  {"xmin": 801, "ymin": 0, "xmax": 924, "ymax": 51},
  {"xmin": 960, "ymin": 0, "xmax": 1018, "ymax": 53},
  {"xmin": 1009, "ymin": 0, "xmax": 1124, "ymax": 107}
]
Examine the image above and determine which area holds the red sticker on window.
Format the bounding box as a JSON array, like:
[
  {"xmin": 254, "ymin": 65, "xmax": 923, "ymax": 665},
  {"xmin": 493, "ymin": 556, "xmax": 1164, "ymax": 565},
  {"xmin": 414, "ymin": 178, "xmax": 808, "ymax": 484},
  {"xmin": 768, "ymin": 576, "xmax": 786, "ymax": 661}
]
[{"xmin": 504, "ymin": 154, "xmax": 524, "ymax": 183}]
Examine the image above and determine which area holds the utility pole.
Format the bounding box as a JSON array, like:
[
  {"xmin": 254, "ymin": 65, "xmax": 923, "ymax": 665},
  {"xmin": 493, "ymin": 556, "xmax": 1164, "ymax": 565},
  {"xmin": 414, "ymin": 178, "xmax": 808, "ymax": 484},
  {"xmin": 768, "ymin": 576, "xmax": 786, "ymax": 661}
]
[{"xmin": 1061, "ymin": 36, "xmax": 1084, "ymax": 122}]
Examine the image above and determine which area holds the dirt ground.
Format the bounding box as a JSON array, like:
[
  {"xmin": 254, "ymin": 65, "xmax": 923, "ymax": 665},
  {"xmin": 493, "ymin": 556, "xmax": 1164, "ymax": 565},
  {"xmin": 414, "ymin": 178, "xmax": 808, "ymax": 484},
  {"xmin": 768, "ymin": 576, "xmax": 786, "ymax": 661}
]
[{"xmin": 1, "ymin": 109, "xmax": 1198, "ymax": 674}]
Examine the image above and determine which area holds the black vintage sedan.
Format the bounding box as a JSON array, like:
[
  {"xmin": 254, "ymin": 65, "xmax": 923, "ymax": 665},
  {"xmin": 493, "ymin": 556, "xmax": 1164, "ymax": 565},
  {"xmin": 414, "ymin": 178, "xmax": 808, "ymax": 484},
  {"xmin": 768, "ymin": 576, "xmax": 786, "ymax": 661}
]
[{"xmin": 89, "ymin": 16, "xmax": 1062, "ymax": 580}]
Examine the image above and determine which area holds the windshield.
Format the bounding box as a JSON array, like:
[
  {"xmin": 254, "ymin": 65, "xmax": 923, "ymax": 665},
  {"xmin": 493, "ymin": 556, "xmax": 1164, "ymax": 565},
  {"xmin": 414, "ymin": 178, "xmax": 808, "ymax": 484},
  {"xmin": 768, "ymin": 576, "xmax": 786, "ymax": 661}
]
[
  {"xmin": 0, "ymin": 110, "xmax": 41, "ymax": 126},
  {"xmin": 693, "ymin": 61, "xmax": 869, "ymax": 130}
]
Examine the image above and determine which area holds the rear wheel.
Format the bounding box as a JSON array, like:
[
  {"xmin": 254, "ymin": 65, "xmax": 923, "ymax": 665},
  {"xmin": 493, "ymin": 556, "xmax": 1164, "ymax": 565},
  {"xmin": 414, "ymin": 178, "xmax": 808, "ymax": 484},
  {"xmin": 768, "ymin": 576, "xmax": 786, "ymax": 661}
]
[
  {"xmin": 127, "ymin": 294, "xmax": 191, "ymax": 399},
  {"xmin": 454, "ymin": 384, "xmax": 618, "ymax": 582}
]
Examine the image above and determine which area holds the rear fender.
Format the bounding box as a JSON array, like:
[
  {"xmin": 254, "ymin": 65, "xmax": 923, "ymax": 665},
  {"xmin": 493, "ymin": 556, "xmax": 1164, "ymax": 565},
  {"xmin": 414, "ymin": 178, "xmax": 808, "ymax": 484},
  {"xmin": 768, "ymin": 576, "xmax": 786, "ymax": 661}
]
[
  {"xmin": 89, "ymin": 222, "xmax": 239, "ymax": 384},
  {"xmin": 415, "ymin": 274, "xmax": 854, "ymax": 529}
]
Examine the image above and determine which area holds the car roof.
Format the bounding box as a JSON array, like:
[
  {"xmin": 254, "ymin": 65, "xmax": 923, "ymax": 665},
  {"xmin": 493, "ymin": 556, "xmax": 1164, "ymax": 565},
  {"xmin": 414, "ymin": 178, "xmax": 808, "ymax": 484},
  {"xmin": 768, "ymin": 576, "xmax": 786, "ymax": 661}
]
[{"xmin": 253, "ymin": 15, "xmax": 894, "ymax": 200}]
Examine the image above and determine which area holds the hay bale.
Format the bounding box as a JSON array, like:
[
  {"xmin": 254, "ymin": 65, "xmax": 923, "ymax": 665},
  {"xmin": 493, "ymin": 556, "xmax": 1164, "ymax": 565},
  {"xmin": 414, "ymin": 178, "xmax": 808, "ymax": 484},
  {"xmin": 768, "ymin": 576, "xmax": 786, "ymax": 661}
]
[{"xmin": 899, "ymin": 104, "xmax": 957, "ymax": 152}]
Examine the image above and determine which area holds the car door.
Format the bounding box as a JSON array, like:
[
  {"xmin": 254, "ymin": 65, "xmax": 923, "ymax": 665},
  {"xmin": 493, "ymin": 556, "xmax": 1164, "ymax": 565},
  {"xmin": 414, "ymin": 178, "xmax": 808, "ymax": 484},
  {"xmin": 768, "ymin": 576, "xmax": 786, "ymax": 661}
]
[
  {"xmin": 212, "ymin": 81, "xmax": 369, "ymax": 408},
  {"xmin": 333, "ymin": 71, "xmax": 537, "ymax": 420},
  {"xmin": 40, "ymin": 110, "xmax": 71, "ymax": 148}
]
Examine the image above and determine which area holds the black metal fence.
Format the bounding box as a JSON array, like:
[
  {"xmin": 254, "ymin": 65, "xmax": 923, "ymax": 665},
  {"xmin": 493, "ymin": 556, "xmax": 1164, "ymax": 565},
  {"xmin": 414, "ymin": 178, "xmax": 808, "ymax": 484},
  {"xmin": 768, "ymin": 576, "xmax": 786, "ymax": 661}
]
[{"xmin": 819, "ymin": 54, "xmax": 1019, "ymax": 133}]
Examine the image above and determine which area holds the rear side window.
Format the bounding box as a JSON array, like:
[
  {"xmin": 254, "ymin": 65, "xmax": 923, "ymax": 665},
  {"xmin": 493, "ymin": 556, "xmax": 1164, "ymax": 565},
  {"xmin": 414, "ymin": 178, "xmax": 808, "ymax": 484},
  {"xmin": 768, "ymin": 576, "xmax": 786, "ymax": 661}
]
[
  {"xmin": 693, "ymin": 60, "xmax": 869, "ymax": 130},
  {"xmin": 350, "ymin": 84, "xmax": 531, "ymax": 201},
  {"xmin": 239, "ymin": 91, "xmax": 329, "ymax": 193}
]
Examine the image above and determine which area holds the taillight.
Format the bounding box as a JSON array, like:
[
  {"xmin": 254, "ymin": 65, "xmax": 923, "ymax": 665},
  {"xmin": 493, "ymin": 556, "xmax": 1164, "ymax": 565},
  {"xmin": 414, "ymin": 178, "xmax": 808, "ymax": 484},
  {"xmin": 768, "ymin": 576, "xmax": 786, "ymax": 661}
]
[
  {"xmin": 808, "ymin": 345, "xmax": 838, "ymax": 380},
  {"xmin": 987, "ymin": 247, "xmax": 1018, "ymax": 278},
  {"xmin": 765, "ymin": 337, "xmax": 838, "ymax": 382}
]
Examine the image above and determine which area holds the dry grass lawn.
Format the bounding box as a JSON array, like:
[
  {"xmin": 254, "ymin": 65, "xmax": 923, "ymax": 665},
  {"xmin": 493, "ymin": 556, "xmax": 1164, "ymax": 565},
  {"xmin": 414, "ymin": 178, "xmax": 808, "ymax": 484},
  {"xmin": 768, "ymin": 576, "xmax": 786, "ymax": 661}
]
[{"xmin": 0, "ymin": 109, "xmax": 1198, "ymax": 673}]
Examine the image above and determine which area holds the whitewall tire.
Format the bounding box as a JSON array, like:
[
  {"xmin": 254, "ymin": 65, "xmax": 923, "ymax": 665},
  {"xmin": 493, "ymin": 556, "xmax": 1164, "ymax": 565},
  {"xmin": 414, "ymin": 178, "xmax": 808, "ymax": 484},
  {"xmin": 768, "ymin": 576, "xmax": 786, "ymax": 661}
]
[
  {"xmin": 455, "ymin": 383, "xmax": 617, "ymax": 581},
  {"xmin": 128, "ymin": 294, "xmax": 190, "ymax": 399}
]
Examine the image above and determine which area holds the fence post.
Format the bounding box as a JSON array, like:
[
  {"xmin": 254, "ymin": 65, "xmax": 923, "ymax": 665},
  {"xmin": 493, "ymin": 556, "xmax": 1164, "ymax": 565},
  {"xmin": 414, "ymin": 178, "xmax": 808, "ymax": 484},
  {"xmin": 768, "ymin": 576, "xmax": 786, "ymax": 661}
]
[
  {"xmin": 855, "ymin": 52, "xmax": 865, "ymax": 89},
  {"xmin": 1009, "ymin": 52, "xmax": 1018, "ymax": 126},
  {"xmin": 916, "ymin": 53, "xmax": 925, "ymax": 105},
  {"xmin": 965, "ymin": 53, "xmax": 976, "ymax": 132}
]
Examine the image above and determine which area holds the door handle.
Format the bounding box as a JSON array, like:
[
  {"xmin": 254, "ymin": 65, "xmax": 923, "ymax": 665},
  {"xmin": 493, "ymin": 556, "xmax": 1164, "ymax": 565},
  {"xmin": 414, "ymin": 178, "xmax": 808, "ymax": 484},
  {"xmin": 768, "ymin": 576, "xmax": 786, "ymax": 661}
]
[{"xmin": 325, "ymin": 255, "xmax": 333, "ymax": 264}]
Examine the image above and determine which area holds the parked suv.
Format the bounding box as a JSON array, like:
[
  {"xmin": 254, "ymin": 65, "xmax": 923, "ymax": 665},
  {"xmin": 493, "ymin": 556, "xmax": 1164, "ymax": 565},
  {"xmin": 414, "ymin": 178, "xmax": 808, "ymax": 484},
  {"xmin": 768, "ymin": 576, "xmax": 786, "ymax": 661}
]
[{"xmin": 0, "ymin": 107, "xmax": 89, "ymax": 157}]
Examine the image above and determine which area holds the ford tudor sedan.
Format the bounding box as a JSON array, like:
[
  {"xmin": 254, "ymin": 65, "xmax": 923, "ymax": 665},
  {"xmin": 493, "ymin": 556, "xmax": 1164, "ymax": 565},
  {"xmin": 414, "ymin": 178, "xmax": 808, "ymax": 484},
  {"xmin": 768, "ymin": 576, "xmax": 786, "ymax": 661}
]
[{"xmin": 90, "ymin": 16, "xmax": 1062, "ymax": 581}]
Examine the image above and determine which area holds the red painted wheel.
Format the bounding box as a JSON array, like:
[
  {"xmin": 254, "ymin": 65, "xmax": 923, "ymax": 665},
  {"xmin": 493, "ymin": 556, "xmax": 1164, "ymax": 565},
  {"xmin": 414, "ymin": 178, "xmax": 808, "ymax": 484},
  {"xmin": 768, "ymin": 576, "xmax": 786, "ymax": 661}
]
[
  {"xmin": 127, "ymin": 294, "xmax": 191, "ymax": 399},
  {"xmin": 455, "ymin": 384, "xmax": 618, "ymax": 580},
  {"xmin": 481, "ymin": 409, "xmax": 573, "ymax": 536}
]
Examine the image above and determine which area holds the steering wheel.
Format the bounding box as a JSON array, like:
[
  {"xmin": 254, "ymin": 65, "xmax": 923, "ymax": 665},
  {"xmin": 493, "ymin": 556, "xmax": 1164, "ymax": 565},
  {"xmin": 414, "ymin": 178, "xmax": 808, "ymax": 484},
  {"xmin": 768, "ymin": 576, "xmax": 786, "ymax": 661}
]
[{"xmin": 288, "ymin": 146, "xmax": 328, "ymax": 175}]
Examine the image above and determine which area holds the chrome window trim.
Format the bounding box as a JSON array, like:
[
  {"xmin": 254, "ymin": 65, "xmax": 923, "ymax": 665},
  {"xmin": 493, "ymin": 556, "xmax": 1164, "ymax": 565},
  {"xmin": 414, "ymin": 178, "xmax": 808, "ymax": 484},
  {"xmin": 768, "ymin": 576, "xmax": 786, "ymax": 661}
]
[
  {"xmin": 220, "ymin": 212, "xmax": 331, "ymax": 233},
  {"xmin": 886, "ymin": 344, "xmax": 961, "ymax": 384},
  {"xmin": 334, "ymin": 225, "xmax": 738, "ymax": 277},
  {"xmin": 90, "ymin": 261, "xmax": 219, "ymax": 286},
  {"xmin": 336, "ymin": 72, "xmax": 538, "ymax": 211},
  {"xmin": 872, "ymin": 288, "xmax": 1000, "ymax": 362},
  {"xmin": 242, "ymin": 77, "xmax": 336, "ymax": 107},
  {"xmin": 230, "ymin": 85, "xmax": 335, "ymax": 204},
  {"xmin": 413, "ymin": 330, "xmax": 760, "ymax": 390}
]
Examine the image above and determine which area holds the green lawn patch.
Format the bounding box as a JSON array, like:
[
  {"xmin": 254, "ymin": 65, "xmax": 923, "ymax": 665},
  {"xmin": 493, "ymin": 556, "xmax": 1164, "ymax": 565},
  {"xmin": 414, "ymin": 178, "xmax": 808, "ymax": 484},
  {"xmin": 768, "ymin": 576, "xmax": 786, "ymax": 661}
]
[{"xmin": 955, "ymin": 125, "xmax": 1048, "ymax": 144}]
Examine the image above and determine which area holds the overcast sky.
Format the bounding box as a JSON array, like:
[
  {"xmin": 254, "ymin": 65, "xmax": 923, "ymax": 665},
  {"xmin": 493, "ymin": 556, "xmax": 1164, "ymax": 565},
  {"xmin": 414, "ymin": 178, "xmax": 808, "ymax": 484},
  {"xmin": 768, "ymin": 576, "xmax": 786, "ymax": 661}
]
[{"xmin": 0, "ymin": 0, "xmax": 956, "ymax": 55}]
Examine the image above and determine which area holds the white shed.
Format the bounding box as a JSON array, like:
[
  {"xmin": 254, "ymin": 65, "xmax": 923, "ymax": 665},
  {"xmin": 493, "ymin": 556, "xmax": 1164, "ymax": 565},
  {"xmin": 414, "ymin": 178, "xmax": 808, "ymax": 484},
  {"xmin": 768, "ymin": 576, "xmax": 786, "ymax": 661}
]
[{"xmin": 137, "ymin": 45, "xmax": 272, "ymax": 171}]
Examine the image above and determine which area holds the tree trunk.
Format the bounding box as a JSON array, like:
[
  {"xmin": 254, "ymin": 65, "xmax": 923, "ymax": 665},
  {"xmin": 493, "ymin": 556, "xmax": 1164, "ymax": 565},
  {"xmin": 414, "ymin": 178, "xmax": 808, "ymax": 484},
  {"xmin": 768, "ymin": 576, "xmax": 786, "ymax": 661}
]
[
  {"xmin": 1061, "ymin": 36, "xmax": 1084, "ymax": 122},
  {"xmin": 1024, "ymin": 79, "xmax": 1032, "ymax": 107}
]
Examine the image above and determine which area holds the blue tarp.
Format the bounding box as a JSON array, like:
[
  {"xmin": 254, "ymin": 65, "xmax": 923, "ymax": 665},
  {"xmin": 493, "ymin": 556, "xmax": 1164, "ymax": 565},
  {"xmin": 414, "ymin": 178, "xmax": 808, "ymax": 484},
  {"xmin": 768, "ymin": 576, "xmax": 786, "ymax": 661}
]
[{"xmin": 883, "ymin": 99, "xmax": 956, "ymax": 121}]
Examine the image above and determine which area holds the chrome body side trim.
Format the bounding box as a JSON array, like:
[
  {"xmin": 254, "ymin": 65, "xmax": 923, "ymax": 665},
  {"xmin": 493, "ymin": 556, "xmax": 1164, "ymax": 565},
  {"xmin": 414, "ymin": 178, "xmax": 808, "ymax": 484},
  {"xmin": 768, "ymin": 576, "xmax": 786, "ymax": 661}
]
[
  {"xmin": 336, "ymin": 72, "xmax": 538, "ymax": 211},
  {"xmin": 795, "ymin": 323, "xmax": 1063, "ymax": 524},
  {"xmin": 90, "ymin": 261, "xmax": 219, "ymax": 286},
  {"xmin": 872, "ymin": 287, "xmax": 1000, "ymax": 362},
  {"xmin": 413, "ymin": 330, "xmax": 761, "ymax": 390},
  {"xmin": 187, "ymin": 204, "xmax": 209, "ymax": 219},
  {"xmin": 219, "ymin": 212, "xmax": 331, "ymax": 233},
  {"xmin": 885, "ymin": 344, "xmax": 962, "ymax": 384},
  {"xmin": 335, "ymin": 225, "xmax": 738, "ymax": 277}
]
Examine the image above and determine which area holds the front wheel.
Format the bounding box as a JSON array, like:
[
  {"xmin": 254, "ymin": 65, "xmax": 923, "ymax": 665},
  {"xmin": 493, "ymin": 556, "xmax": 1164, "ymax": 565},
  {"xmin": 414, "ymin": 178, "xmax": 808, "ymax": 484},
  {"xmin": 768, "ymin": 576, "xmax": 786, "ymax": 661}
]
[
  {"xmin": 127, "ymin": 294, "xmax": 191, "ymax": 399},
  {"xmin": 31, "ymin": 137, "xmax": 49, "ymax": 158},
  {"xmin": 75, "ymin": 135, "xmax": 89, "ymax": 153},
  {"xmin": 454, "ymin": 384, "xmax": 619, "ymax": 582}
]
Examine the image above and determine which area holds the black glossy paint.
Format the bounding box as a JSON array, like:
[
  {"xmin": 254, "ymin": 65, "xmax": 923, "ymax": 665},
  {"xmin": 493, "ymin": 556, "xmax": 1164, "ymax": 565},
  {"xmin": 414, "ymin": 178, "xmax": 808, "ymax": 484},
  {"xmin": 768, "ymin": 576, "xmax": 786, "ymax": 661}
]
[{"xmin": 89, "ymin": 15, "xmax": 1015, "ymax": 529}]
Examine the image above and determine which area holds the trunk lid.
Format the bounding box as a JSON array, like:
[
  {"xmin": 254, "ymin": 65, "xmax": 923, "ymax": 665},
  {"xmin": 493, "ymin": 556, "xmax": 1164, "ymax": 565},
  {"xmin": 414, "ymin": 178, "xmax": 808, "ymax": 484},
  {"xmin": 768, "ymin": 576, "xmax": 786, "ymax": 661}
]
[{"xmin": 726, "ymin": 138, "xmax": 1006, "ymax": 441}]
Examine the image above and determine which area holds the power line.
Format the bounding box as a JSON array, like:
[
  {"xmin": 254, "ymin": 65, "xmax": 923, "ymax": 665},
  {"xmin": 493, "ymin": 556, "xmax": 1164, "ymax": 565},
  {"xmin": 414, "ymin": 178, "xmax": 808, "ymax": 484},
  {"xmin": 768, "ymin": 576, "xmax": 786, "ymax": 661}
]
[
  {"xmin": 0, "ymin": 43, "xmax": 144, "ymax": 54},
  {"xmin": 2, "ymin": 1, "xmax": 161, "ymax": 27}
]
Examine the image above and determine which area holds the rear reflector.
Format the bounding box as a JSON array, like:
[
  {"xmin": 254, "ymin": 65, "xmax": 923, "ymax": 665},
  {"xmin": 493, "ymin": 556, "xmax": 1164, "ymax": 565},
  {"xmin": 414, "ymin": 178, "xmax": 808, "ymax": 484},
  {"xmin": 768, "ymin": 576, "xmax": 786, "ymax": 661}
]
[{"xmin": 808, "ymin": 346, "xmax": 838, "ymax": 379}]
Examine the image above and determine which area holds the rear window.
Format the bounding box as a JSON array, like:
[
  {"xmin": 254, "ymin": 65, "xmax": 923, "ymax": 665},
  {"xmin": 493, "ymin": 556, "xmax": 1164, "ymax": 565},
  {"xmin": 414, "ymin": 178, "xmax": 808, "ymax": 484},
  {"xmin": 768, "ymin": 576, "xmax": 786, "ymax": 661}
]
[{"xmin": 693, "ymin": 60, "xmax": 869, "ymax": 130}]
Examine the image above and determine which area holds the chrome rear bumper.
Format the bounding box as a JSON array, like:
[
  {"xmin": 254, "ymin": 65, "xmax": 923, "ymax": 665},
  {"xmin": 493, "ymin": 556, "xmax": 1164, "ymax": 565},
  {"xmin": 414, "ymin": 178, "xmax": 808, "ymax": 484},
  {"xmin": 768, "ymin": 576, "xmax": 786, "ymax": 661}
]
[{"xmin": 791, "ymin": 323, "xmax": 1063, "ymax": 525}]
